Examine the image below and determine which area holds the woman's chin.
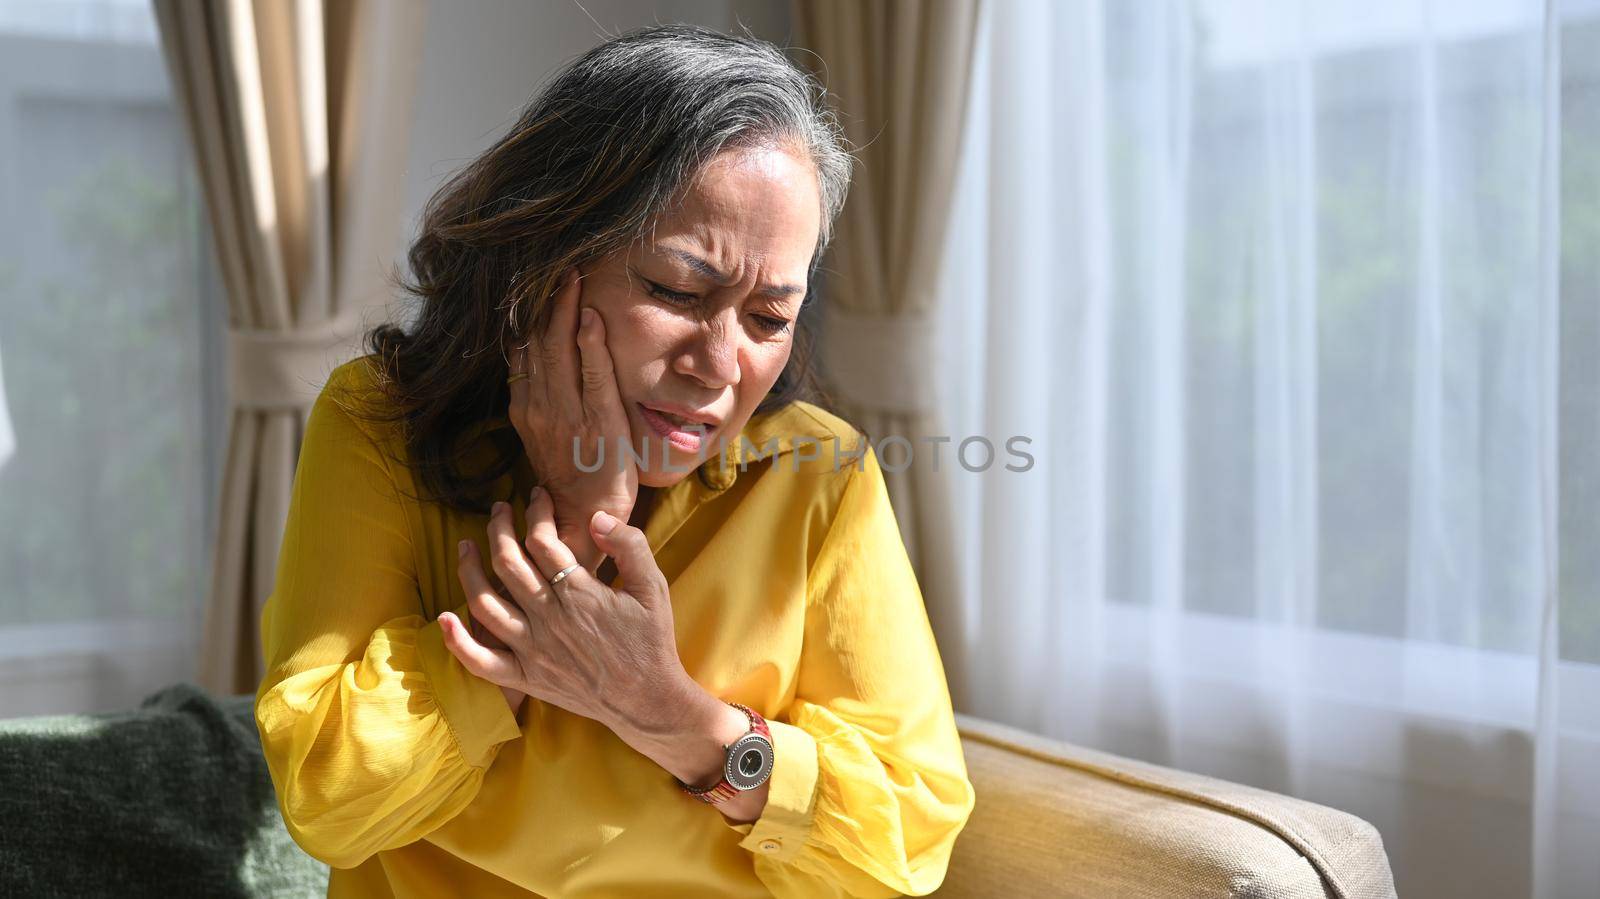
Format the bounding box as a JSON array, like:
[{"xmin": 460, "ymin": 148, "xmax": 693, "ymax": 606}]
[
  {"xmin": 637, "ymin": 466, "xmax": 691, "ymax": 489},
  {"xmin": 626, "ymin": 433, "xmax": 709, "ymax": 488}
]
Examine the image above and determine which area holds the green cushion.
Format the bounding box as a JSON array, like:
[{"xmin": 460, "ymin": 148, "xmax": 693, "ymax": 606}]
[{"xmin": 0, "ymin": 682, "xmax": 328, "ymax": 898}]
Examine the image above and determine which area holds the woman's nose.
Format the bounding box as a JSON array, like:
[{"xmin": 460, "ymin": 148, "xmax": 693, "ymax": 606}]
[{"xmin": 674, "ymin": 314, "xmax": 741, "ymax": 390}]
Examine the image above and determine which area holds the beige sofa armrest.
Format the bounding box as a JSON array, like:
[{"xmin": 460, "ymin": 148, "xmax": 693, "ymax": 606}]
[{"xmin": 936, "ymin": 714, "xmax": 1397, "ymax": 899}]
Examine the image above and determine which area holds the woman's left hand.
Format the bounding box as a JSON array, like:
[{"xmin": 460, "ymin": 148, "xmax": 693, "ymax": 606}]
[{"xmin": 440, "ymin": 484, "xmax": 696, "ymax": 737}]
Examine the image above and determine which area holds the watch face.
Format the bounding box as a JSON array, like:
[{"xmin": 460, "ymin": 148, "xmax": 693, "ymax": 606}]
[{"xmin": 725, "ymin": 732, "xmax": 775, "ymax": 790}]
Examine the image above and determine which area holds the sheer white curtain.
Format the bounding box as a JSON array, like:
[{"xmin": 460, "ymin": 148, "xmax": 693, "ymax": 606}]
[
  {"xmin": 936, "ymin": 1, "xmax": 1599, "ymax": 896},
  {"xmin": 0, "ymin": 340, "xmax": 13, "ymax": 474},
  {"xmin": 0, "ymin": 0, "xmax": 217, "ymax": 717}
]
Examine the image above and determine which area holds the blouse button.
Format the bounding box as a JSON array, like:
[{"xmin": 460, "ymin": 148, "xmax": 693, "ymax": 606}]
[{"xmin": 759, "ymin": 838, "xmax": 782, "ymax": 853}]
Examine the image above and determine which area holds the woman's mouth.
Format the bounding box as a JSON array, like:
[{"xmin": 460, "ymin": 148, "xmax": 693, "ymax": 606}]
[{"xmin": 638, "ymin": 403, "xmax": 714, "ymax": 454}]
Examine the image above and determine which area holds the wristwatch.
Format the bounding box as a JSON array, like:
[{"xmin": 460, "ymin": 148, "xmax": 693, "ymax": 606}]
[{"xmin": 678, "ymin": 702, "xmax": 774, "ymax": 804}]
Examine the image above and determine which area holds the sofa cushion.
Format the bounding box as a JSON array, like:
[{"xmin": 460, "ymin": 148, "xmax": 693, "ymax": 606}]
[
  {"xmin": 0, "ymin": 683, "xmax": 1397, "ymax": 899},
  {"xmin": 0, "ymin": 682, "xmax": 327, "ymax": 899},
  {"xmin": 937, "ymin": 714, "xmax": 1397, "ymax": 899}
]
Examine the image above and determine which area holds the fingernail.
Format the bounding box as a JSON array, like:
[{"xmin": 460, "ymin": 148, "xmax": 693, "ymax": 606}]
[
  {"xmin": 530, "ymin": 485, "xmax": 543, "ymax": 501},
  {"xmin": 491, "ymin": 501, "xmax": 506, "ymax": 517},
  {"xmin": 458, "ymin": 539, "xmax": 471, "ymax": 558},
  {"xmin": 593, "ymin": 510, "xmax": 618, "ymax": 535},
  {"xmin": 580, "ymin": 308, "xmax": 595, "ymax": 328}
]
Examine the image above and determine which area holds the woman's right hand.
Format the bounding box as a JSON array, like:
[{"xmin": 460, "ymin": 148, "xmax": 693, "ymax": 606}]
[
  {"xmin": 465, "ymin": 610, "xmax": 526, "ymax": 714},
  {"xmin": 506, "ymin": 267, "xmax": 637, "ymax": 573}
]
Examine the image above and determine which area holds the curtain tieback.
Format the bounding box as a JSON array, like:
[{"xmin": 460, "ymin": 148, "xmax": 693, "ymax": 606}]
[
  {"xmin": 228, "ymin": 308, "xmax": 366, "ymax": 411},
  {"xmin": 819, "ymin": 306, "xmax": 937, "ymax": 415}
]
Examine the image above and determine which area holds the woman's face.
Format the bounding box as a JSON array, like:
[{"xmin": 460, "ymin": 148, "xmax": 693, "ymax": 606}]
[{"xmin": 577, "ymin": 145, "xmax": 823, "ymax": 488}]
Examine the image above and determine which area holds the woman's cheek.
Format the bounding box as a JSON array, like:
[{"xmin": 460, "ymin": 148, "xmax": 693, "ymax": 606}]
[
  {"xmin": 622, "ymin": 302, "xmax": 677, "ymax": 333},
  {"xmin": 745, "ymin": 341, "xmax": 792, "ymax": 391},
  {"xmin": 615, "ymin": 312, "xmax": 690, "ymax": 404}
]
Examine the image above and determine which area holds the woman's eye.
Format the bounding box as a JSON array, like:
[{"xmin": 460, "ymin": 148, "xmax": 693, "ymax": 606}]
[
  {"xmin": 645, "ymin": 280, "xmax": 698, "ymax": 305},
  {"xmin": 642, "ymin": 275, "xmax": 790, "ymax": 335},
  {"xmin": 751, "ymin": 315, "xmax": 792, "ymax": 336}
]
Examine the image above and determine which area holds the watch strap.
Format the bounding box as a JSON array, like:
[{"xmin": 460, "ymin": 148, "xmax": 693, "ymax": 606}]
[{"xmin": 678, "ymin": 702, "xmax": 771, "ymax": 804}]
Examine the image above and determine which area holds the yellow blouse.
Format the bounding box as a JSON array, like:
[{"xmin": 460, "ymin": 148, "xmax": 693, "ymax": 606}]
[{"xmin": 254, "ymin": 356, "xmax": 975, "ymax": 898}]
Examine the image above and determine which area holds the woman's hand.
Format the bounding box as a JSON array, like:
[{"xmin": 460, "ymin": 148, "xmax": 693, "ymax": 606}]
[
  {"xmin": 441, "ymin": 485, "xmax": 698, "ymax": 739},
  {"xmin": 507, "ymin": 267, "xmax": 636, "ymax": 573},
  {"xmin": 462, "ymin": 587, "xmax": 527, "ymax": 715}
]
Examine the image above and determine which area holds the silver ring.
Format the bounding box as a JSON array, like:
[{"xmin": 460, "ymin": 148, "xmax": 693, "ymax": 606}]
[{"xmin": 548, "ymin": 563, "xmax": 581, "ymax": 586}]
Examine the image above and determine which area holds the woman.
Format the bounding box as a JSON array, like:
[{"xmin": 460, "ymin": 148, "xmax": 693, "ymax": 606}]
[{"xmin": 255, "ymin": 24, "xmax": 974, "ymax": 899}]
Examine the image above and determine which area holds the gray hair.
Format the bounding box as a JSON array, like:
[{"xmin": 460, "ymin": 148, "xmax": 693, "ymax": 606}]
[
  {"xmin": 545, "ymin": 23, "xmax": 853, "ymax": 253},
  {"xmin": 405, "ymin": 23, "xmax": 854, "ymax": 333}
]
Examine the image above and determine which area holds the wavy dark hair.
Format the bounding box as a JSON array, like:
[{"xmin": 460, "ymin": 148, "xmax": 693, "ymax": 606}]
[{"xmin": 348, "ymin": 24, "xmax": 853, "ymax": 514}]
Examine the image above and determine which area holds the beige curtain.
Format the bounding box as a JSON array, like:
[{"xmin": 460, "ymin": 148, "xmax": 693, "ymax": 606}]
[
  {"xmin": 791, "ymin": 1, "xmax": 983, "ymax": 711},
  {"xmin": 154, "ymin": 0, "xmax": 425, "ymax": 696}
]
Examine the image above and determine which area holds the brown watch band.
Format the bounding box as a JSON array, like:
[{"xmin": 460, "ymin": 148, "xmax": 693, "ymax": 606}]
[{"xmin": 678, "ymin": 702, "xmax": 774, "ymax": 804}]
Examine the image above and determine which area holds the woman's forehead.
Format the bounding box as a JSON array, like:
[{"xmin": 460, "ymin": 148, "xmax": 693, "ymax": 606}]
[{"xmin": 642, "ymin": 146, "xmax": 821, "ymax": 279}]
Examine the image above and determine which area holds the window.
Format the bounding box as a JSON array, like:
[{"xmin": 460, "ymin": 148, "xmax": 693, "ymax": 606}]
[
  {"xmin": 1096, "ymin": 2, "xmax": 1600, "ymax": 666},
  {"xmin": 0, "ymin": 0, "xmax": 222, "ymax": 716}
]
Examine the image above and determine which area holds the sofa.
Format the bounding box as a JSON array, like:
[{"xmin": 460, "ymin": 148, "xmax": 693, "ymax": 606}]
[{"xmin": 0, "ymin": 682, "xmax": 1397, "ymax": 898}]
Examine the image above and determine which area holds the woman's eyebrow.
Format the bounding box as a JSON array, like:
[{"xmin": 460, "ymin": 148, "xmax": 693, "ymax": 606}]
[{"xmin": 659, "ymin": 247, "xmax": 804, "ymax": 299}]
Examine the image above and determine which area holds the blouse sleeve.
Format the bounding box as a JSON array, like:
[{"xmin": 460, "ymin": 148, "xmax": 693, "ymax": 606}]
[
  {"xmin": 723, "ymin": 443, "xmax": 977, "ymax": 898},
  {"xmin": 254, "ymin": 370, "xmax": 523, "ymax": 870}
]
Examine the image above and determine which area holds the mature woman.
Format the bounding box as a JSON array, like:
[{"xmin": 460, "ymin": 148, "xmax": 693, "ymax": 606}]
[{"xmin": 254, "ymin": 25, "xmax": 973, "ymax": 899}]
